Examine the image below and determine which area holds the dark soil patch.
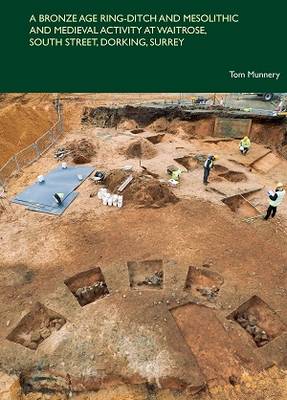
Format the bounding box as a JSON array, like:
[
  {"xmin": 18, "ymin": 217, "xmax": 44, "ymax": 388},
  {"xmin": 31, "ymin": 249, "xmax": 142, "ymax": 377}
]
[
  {"xmin": 131, "ymin": 128, "xmax": 145, "ymax": 134},
  {"xmin": 146, "ymin": 134, "xmax": 165, "ymax": 144},
  {"xmin": 228, "ymin": 295, "xmax": 286, "ymax": 347},
  {"xmin": 0, "ymin": 264, "xmax": 35, "ymax": 288},
  {"xmin": 64, "ymin": 267, "xmax": 109, "ymax": 307},
  {"xmin": 67, "ymin": 138, "xmax": 96, "ymax": 164},
  {"xmin": 124, "ymin": 138, "xmax": 157, "ymax": 159},
  {"xmin": 213, "ymin": 164, "xmax": 229, "ymax": 174},
  {"xmin": 7, "ymin": 302, "xmax": 66, "ymax": 350},
  {"xmin": 128, "ymin": 259, "xmax": 164, "ymax": 289},
  {"xmin": 105, "ymin": 169, "xmax": 178, "ymax": 208},
  {"xmin": 185, "ymin": 266, "xmax": 224, "ymax": 302},
  {"xmin": 222, "ymin": 194, "xmax": 260, "ymax": 217},
  {"xmin": 219, "ymin": 171, "xmax": 247, "ymax": 182},
  {"xmin": 174, "ymin": 156, "xmax": 199, "ymax": 171}
]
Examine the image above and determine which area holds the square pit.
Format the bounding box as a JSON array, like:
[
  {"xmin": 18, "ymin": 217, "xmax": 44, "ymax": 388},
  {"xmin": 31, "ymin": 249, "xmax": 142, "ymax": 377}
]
[
  {"xmin": 65, "ymin": 267, "xmax": 109, "ymax": 307},
  {"xmin": 7, "ymin": 302, "xmax": 66, "ymax": 350},
  {"xmin": 228, "ymin": 295, "xmax": 286, "ymax": 347},
  {"xmin": 128, "ymin": 259, "xmax": 164, "ymax": 290}
]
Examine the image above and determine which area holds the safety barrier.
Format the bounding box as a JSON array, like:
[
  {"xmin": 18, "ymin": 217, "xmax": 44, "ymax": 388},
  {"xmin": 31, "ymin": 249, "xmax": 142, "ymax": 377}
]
[{"xmin": 0, "ymin": 103, "xmax": 63, "ymax": 188}]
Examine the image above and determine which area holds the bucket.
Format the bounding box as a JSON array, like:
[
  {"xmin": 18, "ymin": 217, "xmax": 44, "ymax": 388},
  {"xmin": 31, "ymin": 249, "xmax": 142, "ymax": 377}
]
[
  {"xmin": 117, "ymin": 195, "xmax": 123, "ymax": 208},
  {"xmin": 37, "ymin": 175, "xmax": 45, "ymax": 183},
  {"xmin": 97, "ymin": 189, "xmax": 104, "ymax": 199},
  {"xmin": 112, "ymin": 195, "xmax": 118, "ymax": 207}
]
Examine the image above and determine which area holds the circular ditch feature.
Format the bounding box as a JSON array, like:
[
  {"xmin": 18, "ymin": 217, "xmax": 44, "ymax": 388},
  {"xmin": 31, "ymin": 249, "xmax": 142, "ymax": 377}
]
[
  {"xmin": 7, "ymin": 302, "xmax": 66, "ymax": 350},
  {"xmin": 184, "ymin": 266, "xmax": 224, "ymax": 302},
  {"xmin": 64, "ymin": 267, "xmax": 109, "ymax": 307}
]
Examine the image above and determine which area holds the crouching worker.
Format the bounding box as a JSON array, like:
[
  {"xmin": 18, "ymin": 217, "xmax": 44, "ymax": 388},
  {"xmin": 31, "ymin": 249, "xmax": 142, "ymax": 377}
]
[
  {"xmin": 171, "ymin": 168, "xmax": 182, "ymax": 182},
  {"xmin": 203, "ymin": 155, "xmax": 217, "ymax": 185},
  {"xmin": 264, "ymin": 183, "xmax": 286, "ymax": 220},
  {"xmin": 239, "ymin": 136, "xmax": 251, "ymax": 155},
  {"xmin": 167, "ymin": 165, "xmax": 182, "ymax": 186}
]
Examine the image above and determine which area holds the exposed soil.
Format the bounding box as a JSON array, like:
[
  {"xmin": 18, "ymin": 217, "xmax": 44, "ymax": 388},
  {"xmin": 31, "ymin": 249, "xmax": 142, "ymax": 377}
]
[
  {"xmin": 124, "ymin": 138, "xmax": 157, "ymax": 159},
  {"xmin": 2, "ymin": 96, "xmax": 287, "ymax": 400},
  {"xmin": 229, "ymin": 295, "xmax": 287, "ymax": 347},
  {"xmin": 146, "ymin": 134, "xmax": 166, "ymax": 144},
  {"xmin": 0, "ymin": 95, "xmax": 57, "ymax": 165},
  {"xmin": 222, "ymin": 194, "xmax": 261, "ymax": 217},
  {"xmin": 82, "ymin": 105, "xmax": 287, "ymax": 156},
  {"xmin": 67, "ymin": 138, "xmax": 96, "ymax": 164},
  {"xmin": 171, "ymin": 303, "xmax": 261, "ymax": 386},
  {"xmin": 251, "ymin": 152, "xmax": 281, "ymax": 173},
  {"xmin": 174, "ymin": 156, "xmax": 199, "ymax": 171},
  {"xmin": 213, "ymin": 164, "xmax": 229, "ymax": 174},
  {"xmin": 7, "ymin": 302, "xmax": 66, "ymax": 350},
  {"xmin": 185, "ymin": 266, "xmax": 224, "ymax": 302},
  {"xmin": 105, "ymin": 169, "xmax": 178, "ymax": 207},
  {"xmin": 219, "ymin": 170, "xmax": 247, "ymax": 182},
  {"xmin": 128, "ymin": 259, "xmax": 164, "ymax": 290},
  {"xmin": 64, "ymin": 267, "xmax": 109, "ymax": 306}
]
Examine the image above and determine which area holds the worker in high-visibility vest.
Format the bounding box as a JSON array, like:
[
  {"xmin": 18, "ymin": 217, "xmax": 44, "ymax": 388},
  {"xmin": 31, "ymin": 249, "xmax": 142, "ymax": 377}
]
[
  {"xmin": 203, "ymin": 155, "xmax": 218, "ymax": 185},
  {"xmin": 264, "ymin": 183, "xmax": 286, "ymax": 220},
  {"xmin": 239, "ymin": 136, "xmax": 251, "ymax": 155},
  {"xmin": 171, "ymin": 168, "xmax": 182, "ymax": 182}
]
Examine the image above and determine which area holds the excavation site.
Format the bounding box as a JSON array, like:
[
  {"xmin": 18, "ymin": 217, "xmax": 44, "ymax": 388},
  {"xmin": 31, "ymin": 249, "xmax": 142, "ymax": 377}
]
[{"xmin": 1, "ymin": 93, "xmax": 287, "ymax": 400}]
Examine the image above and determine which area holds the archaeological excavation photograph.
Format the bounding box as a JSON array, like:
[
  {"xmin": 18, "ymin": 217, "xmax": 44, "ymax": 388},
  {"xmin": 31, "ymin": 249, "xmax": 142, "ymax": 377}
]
[{"xmin": 1, "ymin": 92, "xmax": 287, "ymax": 399}]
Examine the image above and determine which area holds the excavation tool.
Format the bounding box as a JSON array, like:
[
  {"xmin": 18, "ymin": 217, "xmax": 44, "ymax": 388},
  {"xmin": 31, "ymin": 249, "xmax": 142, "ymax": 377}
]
[
  {"xmin": 90, "ymin": 171, "xmax": 106, "ymax": 183},
  {"xmin": 118, "ymin": 175, "xmax": 133, "ymax": 192},
  {"xmin": 54, "ymin": 147, "xmax": 71, "ymax": 160}
]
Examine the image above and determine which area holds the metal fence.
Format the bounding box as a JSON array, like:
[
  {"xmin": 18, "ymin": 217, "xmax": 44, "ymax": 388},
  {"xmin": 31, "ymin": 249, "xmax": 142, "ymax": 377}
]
[{"xmin": 0, "ymin": 104, "xmax": 63, "ymax": 188}]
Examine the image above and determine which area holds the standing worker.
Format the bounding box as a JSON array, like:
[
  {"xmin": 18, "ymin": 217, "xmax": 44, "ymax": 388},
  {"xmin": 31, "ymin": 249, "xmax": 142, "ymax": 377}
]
[
  {"xmin": 239, "ymin": 136, "xmax": 251, "ymax": 155},
  {"xmin": 203, "ymin": 155, "xmax": 217, "ymax": 185},
  {"xmin": 264, "ymin": 182, "xmax": 286, "ymax": 220}
]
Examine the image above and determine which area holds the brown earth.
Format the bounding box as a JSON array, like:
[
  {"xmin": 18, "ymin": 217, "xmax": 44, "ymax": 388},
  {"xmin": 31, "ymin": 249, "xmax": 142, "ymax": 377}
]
[
  {"xmin": 1, "ymin": 95, "xmax": 287, "ymax": 399},
  {"xmin": 0, "ymin": 94, "xmax": 57, "ymax": 165},
  {"xmin": 0, "ymin": 93, "xmax": 181, "ymax": 167},
  {"xmin": 124, "ymin": 138, "xmax": 158, "ymax": 159},
  {"xmin": 105, "ymin": 169, "xmax": 178, "ymax": 207},
  {"xmin": 67, "ymin": 138, "xmax": 96, "ymax": 164}
]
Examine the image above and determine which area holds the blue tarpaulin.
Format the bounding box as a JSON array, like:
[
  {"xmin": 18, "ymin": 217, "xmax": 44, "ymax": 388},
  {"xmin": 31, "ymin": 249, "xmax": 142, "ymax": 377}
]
[{"xmin": 12, "ymin": 165, "xmax": 95, "ymax": 215}]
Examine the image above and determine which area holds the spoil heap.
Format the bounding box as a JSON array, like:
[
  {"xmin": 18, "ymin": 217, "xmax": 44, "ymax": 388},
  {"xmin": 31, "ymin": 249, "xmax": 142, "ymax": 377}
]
[
  {"xmin": 67, "ymin": 138, "xmax": 96, "ymax": 164},
  {"xmin": 124, "ymin": 138, "xmax": 157, "ymax": 159},
  {"xmin": 105, "ymin": 169, "xmax": 178, "ymax": 208}
]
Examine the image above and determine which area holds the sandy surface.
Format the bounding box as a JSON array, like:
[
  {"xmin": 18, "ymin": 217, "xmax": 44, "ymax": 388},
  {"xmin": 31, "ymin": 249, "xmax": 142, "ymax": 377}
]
[{"xmin": 1, "ymin": 96, "xmax": 287, "ymax": 399}]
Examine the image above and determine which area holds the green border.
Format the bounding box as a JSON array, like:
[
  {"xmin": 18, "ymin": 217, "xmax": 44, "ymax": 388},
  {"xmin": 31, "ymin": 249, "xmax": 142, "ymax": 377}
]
[{"xmin": 0, "ymin": 0, "xmax": 286, "ymax": 92}]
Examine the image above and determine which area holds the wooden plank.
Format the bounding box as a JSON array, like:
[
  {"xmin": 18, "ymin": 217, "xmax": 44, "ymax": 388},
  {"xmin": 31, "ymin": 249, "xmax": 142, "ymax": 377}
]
[{"xmin": 118, "ymin": 175, "xmax": 133, "ymax": 192}]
